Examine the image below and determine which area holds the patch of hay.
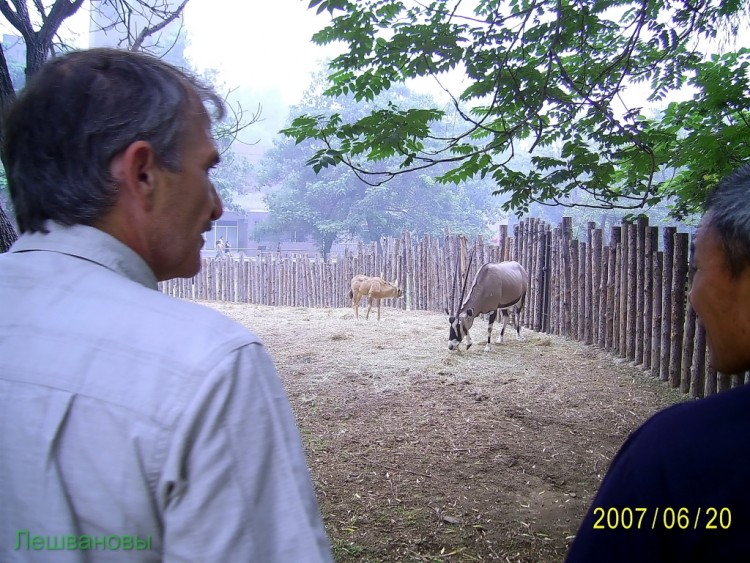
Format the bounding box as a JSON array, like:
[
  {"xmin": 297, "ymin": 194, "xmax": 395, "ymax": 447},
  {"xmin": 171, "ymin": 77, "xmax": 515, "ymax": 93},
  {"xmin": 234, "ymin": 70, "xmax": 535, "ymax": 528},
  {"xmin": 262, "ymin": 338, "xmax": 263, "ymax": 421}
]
[{"xmin": 196, "ymin": 300, "xmax": 687, "ymax": 562}]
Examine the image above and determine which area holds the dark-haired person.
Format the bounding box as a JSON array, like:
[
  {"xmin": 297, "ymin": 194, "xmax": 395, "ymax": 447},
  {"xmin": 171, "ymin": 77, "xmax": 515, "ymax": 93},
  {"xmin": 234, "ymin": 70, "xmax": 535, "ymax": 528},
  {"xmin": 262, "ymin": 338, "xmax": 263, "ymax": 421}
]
[
  {"xmin": 0, "ymin": 49, "xmax": 332, "ymax": 562},
  {"xmin": 566, "ymin": 164, "xmax": 750, "ymax": 562}
]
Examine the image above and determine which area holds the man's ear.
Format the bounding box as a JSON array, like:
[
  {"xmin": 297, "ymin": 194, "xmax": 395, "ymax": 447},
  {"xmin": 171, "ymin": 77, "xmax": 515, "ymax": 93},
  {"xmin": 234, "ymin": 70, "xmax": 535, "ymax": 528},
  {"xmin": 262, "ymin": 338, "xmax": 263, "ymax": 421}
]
[{"xmin": 109, "ymin": 141, "xmax": 160, "ymax": 210}]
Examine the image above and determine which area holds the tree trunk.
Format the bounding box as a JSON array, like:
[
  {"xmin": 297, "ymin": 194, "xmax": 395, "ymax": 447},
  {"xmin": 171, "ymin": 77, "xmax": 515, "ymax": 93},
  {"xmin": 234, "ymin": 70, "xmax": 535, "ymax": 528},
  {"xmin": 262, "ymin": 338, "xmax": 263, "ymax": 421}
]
[
  {"xmin": 322, "ymin": 236, "xmax": 334, "ymax": 262},
  {"xmin": 0, "ymin": 203, "xmax": 17, "ymax": 252}
]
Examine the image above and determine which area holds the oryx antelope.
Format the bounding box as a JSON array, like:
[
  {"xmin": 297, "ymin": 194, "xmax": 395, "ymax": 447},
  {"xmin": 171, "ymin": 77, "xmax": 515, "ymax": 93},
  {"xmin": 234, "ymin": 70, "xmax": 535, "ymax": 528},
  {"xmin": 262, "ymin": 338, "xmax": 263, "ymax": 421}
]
[
  {"xmin": 350, "ymin": 275, "xmax": 404, "ymax": 320},
  {"xmin": 445, "ymin": 260, "xmax": 528, "ymax": 352}
]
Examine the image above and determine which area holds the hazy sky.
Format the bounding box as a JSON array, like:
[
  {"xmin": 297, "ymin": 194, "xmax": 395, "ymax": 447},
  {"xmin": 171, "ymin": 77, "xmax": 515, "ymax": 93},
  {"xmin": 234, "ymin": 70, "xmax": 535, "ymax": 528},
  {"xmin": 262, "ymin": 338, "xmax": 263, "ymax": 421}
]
[
  {"xmin": 185, "ymin": 0, "xmax": 336, "ymax": 107},
  {"xmin": 0, "ymin": 1, "xmax": 338, "ymax": 155},
  {"xmin": 182, "ymin": 0, "xmax": 340, "ymax": 152}
]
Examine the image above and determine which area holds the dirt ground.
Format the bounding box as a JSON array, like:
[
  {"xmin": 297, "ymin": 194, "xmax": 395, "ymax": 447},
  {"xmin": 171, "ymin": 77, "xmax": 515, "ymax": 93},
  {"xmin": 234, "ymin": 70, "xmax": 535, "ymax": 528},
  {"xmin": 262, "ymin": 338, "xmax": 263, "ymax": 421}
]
[{"xmin": 199, "ymin": 301, "xmax": 686, "ymax": 562}]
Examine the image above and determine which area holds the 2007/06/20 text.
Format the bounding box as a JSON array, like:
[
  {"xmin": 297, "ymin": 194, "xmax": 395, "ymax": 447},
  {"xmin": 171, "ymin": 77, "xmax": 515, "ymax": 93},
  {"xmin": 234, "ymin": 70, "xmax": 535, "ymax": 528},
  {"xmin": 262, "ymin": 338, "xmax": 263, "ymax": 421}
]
[{"xmin": 593, "ymin": 507, "xmax": 731, "ymax": 531}]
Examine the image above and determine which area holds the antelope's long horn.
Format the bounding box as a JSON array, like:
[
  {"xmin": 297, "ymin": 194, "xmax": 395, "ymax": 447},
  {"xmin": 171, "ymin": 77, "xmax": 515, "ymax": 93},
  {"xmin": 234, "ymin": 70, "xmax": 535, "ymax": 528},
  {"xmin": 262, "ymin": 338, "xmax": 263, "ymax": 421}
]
[
  {"xmin": 450, "ymin": 252, "xmax": 459, "ymax": 315},
  {"xmin": 457, "ymin": 248, "xmax": 475, "ymax": 314}
]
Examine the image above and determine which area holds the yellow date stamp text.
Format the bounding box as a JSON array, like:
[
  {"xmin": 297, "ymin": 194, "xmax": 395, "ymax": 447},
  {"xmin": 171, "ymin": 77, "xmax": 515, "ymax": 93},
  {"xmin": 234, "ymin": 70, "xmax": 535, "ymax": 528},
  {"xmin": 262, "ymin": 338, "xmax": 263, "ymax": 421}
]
[{"xmin": 592, "ymin": 507, "xmax": 731, "ymax": 531}]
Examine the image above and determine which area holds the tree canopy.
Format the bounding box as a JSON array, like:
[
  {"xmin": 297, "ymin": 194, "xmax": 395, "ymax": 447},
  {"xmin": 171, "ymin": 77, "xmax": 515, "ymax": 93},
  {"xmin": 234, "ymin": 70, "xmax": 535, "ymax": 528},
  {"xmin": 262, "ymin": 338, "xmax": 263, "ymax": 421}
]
[
  {"xmin": 256, "ymin": 74, "xmax": 502, "ymax": 258},
  {"xmin": 283, "ymin": 0, "xmax": 750, "ymax": 219}
]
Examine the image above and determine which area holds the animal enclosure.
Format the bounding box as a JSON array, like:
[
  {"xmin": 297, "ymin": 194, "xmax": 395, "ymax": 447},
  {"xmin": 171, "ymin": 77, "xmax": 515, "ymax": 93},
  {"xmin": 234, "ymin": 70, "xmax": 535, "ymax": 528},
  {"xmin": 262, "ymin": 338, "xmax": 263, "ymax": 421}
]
[
  {"xmin": 159, "ymin": 217, "xmax": 749, "ymax": 398},
  {"xmin": 200, "ymin": 302, "xmax": 685, "ymax": 561}
]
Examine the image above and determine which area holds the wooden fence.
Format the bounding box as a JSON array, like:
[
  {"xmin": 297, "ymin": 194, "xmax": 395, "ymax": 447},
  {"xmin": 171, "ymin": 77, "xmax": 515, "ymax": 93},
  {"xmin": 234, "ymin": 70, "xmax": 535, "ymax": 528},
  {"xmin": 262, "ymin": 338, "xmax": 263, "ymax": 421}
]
[{"xmin": 160, "ymin": 217, "xmax": 748, "ymax": 398}]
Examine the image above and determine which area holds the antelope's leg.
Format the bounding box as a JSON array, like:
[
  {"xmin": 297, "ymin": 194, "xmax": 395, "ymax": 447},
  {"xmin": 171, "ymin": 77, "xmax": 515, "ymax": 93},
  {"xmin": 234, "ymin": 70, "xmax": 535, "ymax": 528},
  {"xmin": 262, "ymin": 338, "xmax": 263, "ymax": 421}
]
[
  {"xmin": 499, "ymin": 309, "xmax": 510, "ymax": 343},
  {"xmin": 366, "ymin": 296, "xmax": 373, "ymax": 320},
  {"xmin": 485, "ymin": 310, "xmax": 498, "ymax": 352},
  {"xmin": 377, "ymin": 298, "xmax": 382, "ymax": 321},
  {"xmin": 515, "ymin": 307, "xmax": 523, "ymax": 340}
]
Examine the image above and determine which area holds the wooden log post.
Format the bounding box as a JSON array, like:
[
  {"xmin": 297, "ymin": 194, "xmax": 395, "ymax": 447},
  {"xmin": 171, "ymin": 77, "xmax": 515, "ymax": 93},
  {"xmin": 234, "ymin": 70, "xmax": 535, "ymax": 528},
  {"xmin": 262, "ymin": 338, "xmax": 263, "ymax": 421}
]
[
  {"xmin": 605, "ymin": 239, "xmax": 617, "ymax": 351},
  {"xmin": 717, "ymin": 372, "xmax": 732, "ymax": 393},
  {"xmin": 635, "ymin": 217, "xmax": 648, "ymax": 365},
  {"xmin": 550, "ymin": 228, "xmax": 560, "ymax": 334},
  {"xmin": 705, "ymin": 362, "xmax": 718, "ymax": 396},
  {"xmin": 543, "ymin": 227, "xmax": 553, "ymax": 334},
  {"xmin": 642, "ymin": 226, "xmax": 658, "ymax": 370},
  {"xmin": 421, "ymin": 234, "xmax": 430, "ymax": 310},
  {"xmin": 584, "ymin": 222, "xmax": 595, "ymax": 345},
  {"xmin": 659, "ymin": 227, "xmax": 676, "ymax": 382},
  {"xmin": 523, "ymin": 221, "xmax": 533, "ymax": 327},
  {"xmin": 690, "ymin": 323, "xmax": 707, "ymax": 399},
  {"xmin": 618, "ymin": 221, "xmax": 630, "ymax": 357},
  {"xmin": 578, "ymin": 241, "xmax": 587, "ymax": 342},
  {"xmin": 499, "ymin": 225, "xmax": 508, "ymax": 262},
  {"xmin": 535, "ymin": 222, "xmax": 547, "ymax": 332},
  {"xmin": 405, "ymin": 231, "xmax": 415, "ymax": 311},
  {"xmin": 668, "ymin": 233, "xmax": 689, "ymax": 389},
  {"xmin": 610, "ymin": 226, "xmax": 622, "ymax": 354},
  {"xmin": 680, "ymin": 240, "xmax": 698, "ymax": 394},
  {"xmin": 558, "ymin": 229, "xmax": 566, "ymax": 335},
  {"xmin": 593, "ymin": 228, "xmax": 603, "ymax": 347},
  {"xmin": 562, "ymin": 217, "xmax": 573, "ymax": 338},
  {"xmin": 570, "ymin": 240, "xmax": 580, "ymax": 340},
  {"xmin": 626, "ymin": 220, "xmax": 638, "ymax": 361},
  {"xmin": 651, "ymin": 251, "xmax": 663, "ymax": 378}
]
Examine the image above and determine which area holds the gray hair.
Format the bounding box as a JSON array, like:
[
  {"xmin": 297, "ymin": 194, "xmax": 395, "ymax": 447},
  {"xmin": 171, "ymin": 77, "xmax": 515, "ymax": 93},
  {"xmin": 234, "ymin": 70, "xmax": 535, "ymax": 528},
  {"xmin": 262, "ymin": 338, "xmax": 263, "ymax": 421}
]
[
  {"xmin": 2, "ymin": 48, "xmax": 226, "ymax": 233},
  {"xmin": 704, "ymin": 163, "xmax": 750, "ymax": 277}
]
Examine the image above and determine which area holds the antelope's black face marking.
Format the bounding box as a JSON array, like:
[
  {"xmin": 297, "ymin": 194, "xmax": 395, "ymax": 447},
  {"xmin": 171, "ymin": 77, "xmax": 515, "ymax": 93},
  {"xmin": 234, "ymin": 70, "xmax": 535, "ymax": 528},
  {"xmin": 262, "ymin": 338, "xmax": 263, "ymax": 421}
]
[
  {"xmin": 447, "ymin": 312, "xmax": 475, "ymax": 350},
  {"xmin": 448, "ymin": 315, "xmax": 461, "ymax": 350}
]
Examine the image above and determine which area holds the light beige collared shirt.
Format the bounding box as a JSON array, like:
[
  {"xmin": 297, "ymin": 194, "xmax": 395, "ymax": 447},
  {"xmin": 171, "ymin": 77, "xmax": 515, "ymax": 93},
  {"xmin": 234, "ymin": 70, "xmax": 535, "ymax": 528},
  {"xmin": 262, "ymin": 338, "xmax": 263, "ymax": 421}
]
[{"xmin": 0, "ymin": 222, "xmax": 333, "ymax": 562}]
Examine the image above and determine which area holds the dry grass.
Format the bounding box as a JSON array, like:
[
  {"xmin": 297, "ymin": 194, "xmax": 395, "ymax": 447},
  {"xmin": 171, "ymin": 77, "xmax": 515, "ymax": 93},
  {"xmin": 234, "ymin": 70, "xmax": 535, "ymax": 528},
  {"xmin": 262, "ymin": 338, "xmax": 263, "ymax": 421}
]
[{"xmin": 199, "ymin": 301, "xmax": 687, "ymax": 562}]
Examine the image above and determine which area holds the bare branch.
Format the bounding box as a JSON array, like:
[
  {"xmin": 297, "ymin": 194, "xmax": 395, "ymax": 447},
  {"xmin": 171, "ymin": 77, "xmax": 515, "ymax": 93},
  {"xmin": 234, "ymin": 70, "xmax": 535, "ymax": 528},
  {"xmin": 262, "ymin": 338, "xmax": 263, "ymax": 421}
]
[
  {"xmin": 1, "ymin": 0, "xmax": 33, "ymax": 38},
  {"xmin": 215, "ymin": 101, "xmax": 263, "ymax": 155},
  {"xmin": 130, "ymin": 0, "xmax": 189, "ymax": 51}
]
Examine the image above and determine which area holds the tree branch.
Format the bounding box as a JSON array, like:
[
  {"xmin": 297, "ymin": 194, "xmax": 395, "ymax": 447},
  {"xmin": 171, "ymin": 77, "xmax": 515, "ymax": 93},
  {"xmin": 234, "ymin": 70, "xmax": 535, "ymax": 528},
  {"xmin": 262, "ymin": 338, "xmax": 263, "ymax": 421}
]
[{"xmin": 130, "ymin": 0, "xmax": 189, "ymax": 52}]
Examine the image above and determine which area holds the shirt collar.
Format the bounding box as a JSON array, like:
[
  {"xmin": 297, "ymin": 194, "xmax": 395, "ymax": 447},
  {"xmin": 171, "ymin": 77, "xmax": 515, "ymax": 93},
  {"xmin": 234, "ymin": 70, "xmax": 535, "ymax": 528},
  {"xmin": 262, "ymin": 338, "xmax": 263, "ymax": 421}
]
[{"xmin": 9, "ymin": 221, "xmax": 158, "ymax": 290}]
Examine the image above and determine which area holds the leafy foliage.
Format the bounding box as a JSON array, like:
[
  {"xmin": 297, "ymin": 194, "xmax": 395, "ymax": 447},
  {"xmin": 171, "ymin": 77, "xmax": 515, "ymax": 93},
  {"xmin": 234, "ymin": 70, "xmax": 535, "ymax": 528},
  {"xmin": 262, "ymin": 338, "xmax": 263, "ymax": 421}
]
[
  {"xmin": 284, "ymin": 0, "xmax": 750, "ymax": 217},
  {"xmin": 258, "ymin": 73, "xmax": 502, "ymax": 257}
]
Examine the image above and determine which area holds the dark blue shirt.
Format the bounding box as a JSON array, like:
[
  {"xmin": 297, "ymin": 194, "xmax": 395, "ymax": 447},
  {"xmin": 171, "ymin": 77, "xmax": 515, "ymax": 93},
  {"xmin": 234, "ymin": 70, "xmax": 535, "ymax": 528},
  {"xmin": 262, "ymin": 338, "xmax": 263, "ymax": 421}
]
[{"xmin": 566, "ymin": 383, "xmax": 750, "ymax": 562}]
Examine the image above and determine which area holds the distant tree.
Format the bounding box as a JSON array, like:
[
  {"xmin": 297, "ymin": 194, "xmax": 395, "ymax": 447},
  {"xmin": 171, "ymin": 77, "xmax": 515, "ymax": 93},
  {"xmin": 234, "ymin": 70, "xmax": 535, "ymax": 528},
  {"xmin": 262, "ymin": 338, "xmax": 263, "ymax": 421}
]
[
  {"xmin": 257, "ymin": 74, "xmax": 501, "ymax": 259},
  {"xmin": 211, "ymin": 134, "xmax": 254, "ymax": 211},
  {"xmin": 284, "ymin": 0, "xmax": 750, "ymax": 220}
]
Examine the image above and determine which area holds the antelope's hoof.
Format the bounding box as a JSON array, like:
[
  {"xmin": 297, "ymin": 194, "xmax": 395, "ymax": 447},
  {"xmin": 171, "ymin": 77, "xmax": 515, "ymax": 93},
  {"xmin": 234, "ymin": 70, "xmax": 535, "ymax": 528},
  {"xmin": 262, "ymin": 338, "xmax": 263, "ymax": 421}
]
[{"xmin": 484, "ymin": 344, "xmax": 492, "ymax": 352}]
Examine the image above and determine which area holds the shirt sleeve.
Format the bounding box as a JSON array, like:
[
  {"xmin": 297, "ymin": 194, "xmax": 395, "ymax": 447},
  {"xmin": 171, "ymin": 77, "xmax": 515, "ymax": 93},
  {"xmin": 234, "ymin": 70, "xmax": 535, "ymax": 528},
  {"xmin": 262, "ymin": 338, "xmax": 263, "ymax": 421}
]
[{"xmin": 157, "ymin": 342, "xmax": 333, "ymax": 562}]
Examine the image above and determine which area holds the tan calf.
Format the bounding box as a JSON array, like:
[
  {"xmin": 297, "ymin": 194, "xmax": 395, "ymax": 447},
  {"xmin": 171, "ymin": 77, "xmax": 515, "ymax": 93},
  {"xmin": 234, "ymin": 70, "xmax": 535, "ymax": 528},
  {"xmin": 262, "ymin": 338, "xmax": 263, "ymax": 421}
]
[{"xmin": 349, "ymin": 275, "xmax": 404, "ymax": 320}]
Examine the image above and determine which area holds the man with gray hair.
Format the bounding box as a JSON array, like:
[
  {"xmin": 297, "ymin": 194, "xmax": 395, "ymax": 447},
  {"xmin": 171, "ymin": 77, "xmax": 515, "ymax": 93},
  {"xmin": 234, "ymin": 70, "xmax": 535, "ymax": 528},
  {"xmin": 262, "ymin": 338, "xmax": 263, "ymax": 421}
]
[
  {"xmin": 0, "ymin": 49, "xmax": 333, "ymax": 562},
  {"xmin": 566, "ymin": 164, "xmax": 750, "ymax": 562}
]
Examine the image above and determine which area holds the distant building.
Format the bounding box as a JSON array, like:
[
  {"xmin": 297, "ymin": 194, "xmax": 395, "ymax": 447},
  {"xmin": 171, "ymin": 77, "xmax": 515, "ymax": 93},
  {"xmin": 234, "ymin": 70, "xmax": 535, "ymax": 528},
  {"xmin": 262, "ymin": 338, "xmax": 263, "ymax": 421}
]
[
  {"xmin": 203, "ymin": 210, "xmax": 248, "ymax": 257},
  {"xmin": 204, "ymin": 192, "xmax": 321, "ymax": 258}
]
